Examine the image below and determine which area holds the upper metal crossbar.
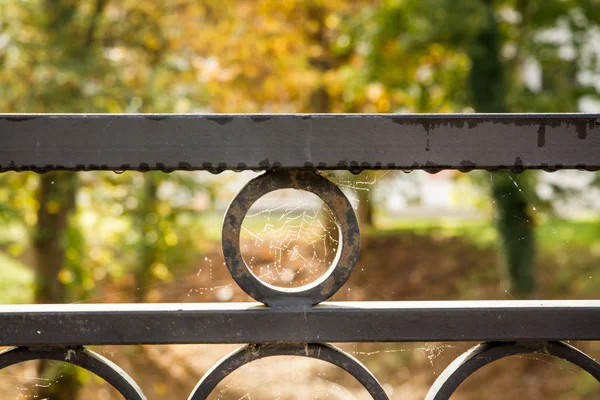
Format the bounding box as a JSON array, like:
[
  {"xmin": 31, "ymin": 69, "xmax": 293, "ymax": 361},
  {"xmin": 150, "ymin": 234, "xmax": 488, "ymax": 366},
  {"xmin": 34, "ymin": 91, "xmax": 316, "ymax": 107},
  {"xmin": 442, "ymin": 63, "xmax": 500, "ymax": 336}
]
[{"xmin": 1, "ymin": 113, "xmax": 599, "ymax": 172}]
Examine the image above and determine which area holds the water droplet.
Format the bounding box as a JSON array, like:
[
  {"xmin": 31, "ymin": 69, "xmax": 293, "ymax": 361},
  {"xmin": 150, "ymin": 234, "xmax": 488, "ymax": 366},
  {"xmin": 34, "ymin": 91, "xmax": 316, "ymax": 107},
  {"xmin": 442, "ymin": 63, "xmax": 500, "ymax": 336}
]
[{"xmin": 114, "ymin": 170, "xmax": 125, "ymax": 175}]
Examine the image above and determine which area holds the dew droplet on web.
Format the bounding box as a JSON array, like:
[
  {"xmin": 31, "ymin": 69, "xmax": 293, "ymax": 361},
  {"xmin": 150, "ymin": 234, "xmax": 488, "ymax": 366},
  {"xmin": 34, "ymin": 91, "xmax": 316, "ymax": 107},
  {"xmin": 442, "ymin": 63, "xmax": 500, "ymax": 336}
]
[{"xmin": 216, "ymin": 286, "xmax": 234, "ymax": 301}]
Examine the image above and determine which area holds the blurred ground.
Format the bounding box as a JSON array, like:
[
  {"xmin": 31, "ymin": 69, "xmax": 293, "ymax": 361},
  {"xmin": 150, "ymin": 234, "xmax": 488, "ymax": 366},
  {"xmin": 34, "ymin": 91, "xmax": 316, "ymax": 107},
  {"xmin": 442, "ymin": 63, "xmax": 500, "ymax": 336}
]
[{"xmin": 1, "ymin": 229, "xmax": 597, "ymax": 399}]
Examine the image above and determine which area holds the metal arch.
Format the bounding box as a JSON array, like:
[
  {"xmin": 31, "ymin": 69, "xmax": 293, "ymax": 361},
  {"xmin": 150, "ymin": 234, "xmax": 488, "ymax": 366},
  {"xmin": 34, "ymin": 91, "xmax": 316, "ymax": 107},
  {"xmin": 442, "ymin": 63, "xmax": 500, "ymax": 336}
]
[
  {"xmin": 0, "ymin": 346, "xmax": 146, "ymax": 400},
  {"xmin": 425, "ymin": 341, "xmax": 600, "ymax": 400},
  {"xmin": 188, "ymin": 342, "xmax": 388, "ymax": 400},
  {"xmin": 222, "ymin": 170, "xmax": 360, "ymax": 307}
]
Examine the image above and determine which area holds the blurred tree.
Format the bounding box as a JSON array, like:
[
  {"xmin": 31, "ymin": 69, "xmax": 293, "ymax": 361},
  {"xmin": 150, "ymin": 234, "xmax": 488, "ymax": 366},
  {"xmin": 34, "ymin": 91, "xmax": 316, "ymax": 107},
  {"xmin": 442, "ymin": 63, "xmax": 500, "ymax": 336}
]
[
  {"xmin": 127, "ymin": 171, "xmax": 208, "ymax": 302},
  {"xmin": 2, "ymin": 0, "xmax": 109, "ymax": 395},
  {"xmin": 183, "ymin": 0, "xmax": 414, "ymax": 228},
  {"xmin": 0, "ymin": 0, "xmax": 212, "ymax": 396},
  {"xmin": 349, "ymin": 0, "xmax": 600, "ymax": 295},
  {"xmin": 469, "ymin": 0, "xmax": 535, "ymax": 295},
  {"xmin": 346, "ymin": 0, "xmax": 600, "ymax": 112},
  {"xmin": 34, "ymin": 172, "xmax": 80, "ymax": 399}
]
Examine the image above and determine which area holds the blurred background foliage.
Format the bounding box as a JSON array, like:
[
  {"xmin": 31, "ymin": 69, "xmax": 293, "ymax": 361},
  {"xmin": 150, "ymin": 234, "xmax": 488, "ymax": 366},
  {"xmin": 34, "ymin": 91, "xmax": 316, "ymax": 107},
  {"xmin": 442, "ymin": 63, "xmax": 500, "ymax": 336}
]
[{"xmin": 0, "ymin": 0, "xmax": 599, "ymax": 399}]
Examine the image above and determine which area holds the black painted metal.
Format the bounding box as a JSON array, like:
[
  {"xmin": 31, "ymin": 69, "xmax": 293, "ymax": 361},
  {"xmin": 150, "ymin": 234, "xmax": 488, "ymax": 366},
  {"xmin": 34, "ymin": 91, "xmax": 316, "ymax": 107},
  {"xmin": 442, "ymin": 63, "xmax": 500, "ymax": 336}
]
[
  {"xmin": 425, "ymin": 341, "xmax": 600, "ymax": 400},
  {"xmin": 0, "ymin": 346, "xmax": 146, "ymax": 400},
  {"xmin": 188, "ymin": 343, "xmax": 389, "ymax": 400},
  {"xmin": 1, "ymin": 113, "xmax": 599, "ymax": 397},
  {"xmin": 1, "ymin": 114, "xmax": 599, "ymax": 172},
  {"xmin": 0, "ymin": 301, "xmax": 598, "ymax": 345},
  {"xmin": 222, "ymin": 170, "xmax": 360, "ymax": 306}
]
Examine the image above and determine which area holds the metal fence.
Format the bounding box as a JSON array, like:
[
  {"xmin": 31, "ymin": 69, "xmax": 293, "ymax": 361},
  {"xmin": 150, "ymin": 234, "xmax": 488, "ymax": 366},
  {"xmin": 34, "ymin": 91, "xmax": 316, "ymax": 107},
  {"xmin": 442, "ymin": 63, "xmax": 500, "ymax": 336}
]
[{"xmin": 0, "ymin": 114, "xmax": 599, "ymax": 399}]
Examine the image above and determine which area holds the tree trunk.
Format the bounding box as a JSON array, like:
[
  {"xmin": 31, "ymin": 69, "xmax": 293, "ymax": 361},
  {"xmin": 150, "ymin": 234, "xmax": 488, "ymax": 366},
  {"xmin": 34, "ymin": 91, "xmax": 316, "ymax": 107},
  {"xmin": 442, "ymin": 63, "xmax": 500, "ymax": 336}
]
[
  {"xmin": 34, "ymin": 172, "xmax": 80, "ymax": 399},
  {"xmin": 469, "ymin": 0, "xmax": 536, "ymax": 296},
  {"xmin": 304, "ymin": 5, "xmax": 374, "ymax": 234},
  {"xmin": 491, "ymin": 172, "xmax": 536, "ymax": 295},
  {"xmin": 31, "ymin": 1, "xmax": 107, "ymax": 397},
  {"xmin": 133, "ymin": 172, "xmax": 160, "ymax": 302}
]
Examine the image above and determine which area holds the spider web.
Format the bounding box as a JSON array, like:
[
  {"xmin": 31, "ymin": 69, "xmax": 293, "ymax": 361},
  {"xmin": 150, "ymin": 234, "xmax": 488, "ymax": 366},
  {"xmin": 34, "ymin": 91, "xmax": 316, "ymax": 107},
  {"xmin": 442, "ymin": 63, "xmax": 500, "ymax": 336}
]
[{"xmin": 240, "ymin": 188, "xmax": 340, "ymax": 288}]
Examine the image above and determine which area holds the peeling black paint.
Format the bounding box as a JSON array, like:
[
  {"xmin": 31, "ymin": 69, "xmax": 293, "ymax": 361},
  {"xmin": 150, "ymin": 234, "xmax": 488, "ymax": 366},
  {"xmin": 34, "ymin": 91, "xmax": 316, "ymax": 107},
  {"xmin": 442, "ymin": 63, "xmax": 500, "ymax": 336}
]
[
  {"xmin": 513, "ymin": 157, "xmax": 524, "ymax": 172},
  {"xmin": 349, "ymin": 161, "xmax": 361, "ymax": 174},
  {"xmin": 388, "ymin": 115, "xmax": 600, "ymax": 135},
  {"xmin": 537, "ymin": 124, "xmax": 546, "ymax": 147},
  {"xmin": 1, "ymin": 164, "xmax": 599, "ymax": 173},
  {"xmin": 207, "ymin": 117, "xmax": 234, "ymax": 126},
  {"xmin": 458, "ymin": 160, "xmax": 476, "ymax": 172},
  {"xmin": 2, "ymin": 117, "xmax": 38, "ymax": 122},
  {"xmin": 250, "ymin": 117, "xmax": 271, "ymax": 123},
  {"xmin": 423, "ymin": 161, "xmax": 442, "ymax": 174},
  {"xmin": 1, "ymin": 114, "xmax": 599, "ymax": 173},
  {"xmin": 575, "ymin": 121, "xmax": 588, "ymax": 139}
]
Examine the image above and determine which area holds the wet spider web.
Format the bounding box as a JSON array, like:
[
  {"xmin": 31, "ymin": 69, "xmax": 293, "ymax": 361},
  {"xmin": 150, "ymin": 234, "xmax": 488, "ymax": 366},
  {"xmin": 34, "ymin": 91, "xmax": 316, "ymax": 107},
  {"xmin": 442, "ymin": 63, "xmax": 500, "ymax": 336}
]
[
  {"xmin": 240, "ymin": 188, "xmax": 340, "ymax": 288},
  {"xmin": 237, "ymin": 172, "xmax": 390, "ymax": 289},
  {"xmin": 2, "ymin": 170, "xmax": 599, "ymax": 400}
]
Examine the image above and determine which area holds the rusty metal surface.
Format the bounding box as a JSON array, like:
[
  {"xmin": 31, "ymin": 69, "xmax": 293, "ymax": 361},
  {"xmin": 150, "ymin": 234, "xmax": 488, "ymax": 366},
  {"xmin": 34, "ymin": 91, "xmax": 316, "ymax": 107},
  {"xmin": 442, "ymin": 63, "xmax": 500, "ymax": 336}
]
[
  {"xmin": 425, "ymin": 341, "xmax": 600, "ymax": 400},
  {"xmin": 0, "ymin": 346, "xmax": 146, "ymax": 399},
  {"xmin": 1, "ymin": 114, "xmax": 599, "ymax": 172},
  {"xmin": 222, "ymin": 170, "xmax": 360, "ymax": 306},
  {"xmin": 188, "ymin": 343, "xmax": 388, "ymax": 400}
]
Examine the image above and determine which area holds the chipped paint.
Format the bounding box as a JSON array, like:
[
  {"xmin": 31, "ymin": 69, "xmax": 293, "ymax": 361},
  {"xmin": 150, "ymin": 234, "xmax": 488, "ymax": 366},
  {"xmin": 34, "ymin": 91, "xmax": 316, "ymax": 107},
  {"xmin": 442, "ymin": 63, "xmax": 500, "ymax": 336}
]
[{"xmin": 1, "ymin": 114, "xmax": 599, "ymax": 173}]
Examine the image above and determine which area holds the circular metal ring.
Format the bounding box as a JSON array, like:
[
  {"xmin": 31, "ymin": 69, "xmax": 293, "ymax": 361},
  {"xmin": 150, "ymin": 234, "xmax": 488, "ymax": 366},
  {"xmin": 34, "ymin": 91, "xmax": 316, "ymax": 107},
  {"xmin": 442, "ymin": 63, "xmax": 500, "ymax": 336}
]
[
  {"xmin": 425, "ymin": 341, "xmax": 600, "ymax": 400},
  {"xmin": 188, "ymin": 342, "xmax": 388, "ymax": 399},
  {"xmin": 0, "ymin": 346, "xmax": 146, "ymax": 400},
  {"xmin": 222, "ymin": 170, "xmax": 360, "ymax": 306}
]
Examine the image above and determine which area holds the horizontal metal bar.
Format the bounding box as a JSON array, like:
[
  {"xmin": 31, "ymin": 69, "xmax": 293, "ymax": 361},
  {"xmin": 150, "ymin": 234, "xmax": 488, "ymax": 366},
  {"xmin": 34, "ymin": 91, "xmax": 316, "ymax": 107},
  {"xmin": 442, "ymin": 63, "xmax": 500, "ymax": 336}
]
[
  {"xmin": 0, "ymin": 300, "xmax": 598, "ymax": 345},
  {"xmin": 1, "ymin": 114, "xmax": 599, "ymax": 172}
]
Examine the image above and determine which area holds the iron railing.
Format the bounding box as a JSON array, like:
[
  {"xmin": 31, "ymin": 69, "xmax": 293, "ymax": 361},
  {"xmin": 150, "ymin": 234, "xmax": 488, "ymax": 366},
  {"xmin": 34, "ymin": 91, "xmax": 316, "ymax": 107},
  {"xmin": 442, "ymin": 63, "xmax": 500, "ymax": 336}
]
[{"xmin": 0, "ymin": 114, "xmax": 599, "ymax": 399}]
